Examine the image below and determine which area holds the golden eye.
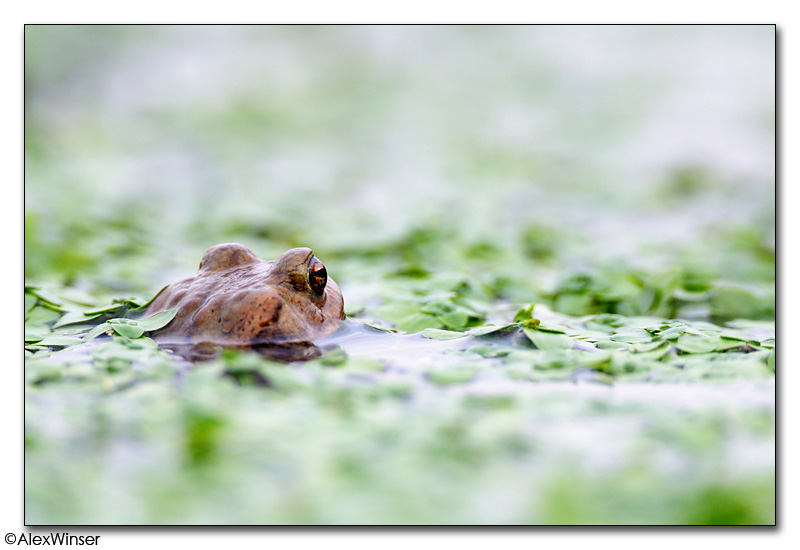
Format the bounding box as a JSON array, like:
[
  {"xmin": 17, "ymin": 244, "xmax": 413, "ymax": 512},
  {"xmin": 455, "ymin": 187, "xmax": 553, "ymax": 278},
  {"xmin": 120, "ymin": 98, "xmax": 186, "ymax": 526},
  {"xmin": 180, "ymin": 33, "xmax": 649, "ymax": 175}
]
[{"xmin": 308, "ymin": 259, "xmax": 327, "ymax": 295}]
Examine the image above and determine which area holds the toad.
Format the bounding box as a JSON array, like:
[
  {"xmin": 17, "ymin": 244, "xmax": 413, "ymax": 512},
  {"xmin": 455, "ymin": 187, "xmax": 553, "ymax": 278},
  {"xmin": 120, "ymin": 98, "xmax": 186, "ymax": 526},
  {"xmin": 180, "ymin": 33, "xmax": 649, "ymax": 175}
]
[{"xmin": 146, "ymin": 243, "xmax": 345, "ymax": 346}]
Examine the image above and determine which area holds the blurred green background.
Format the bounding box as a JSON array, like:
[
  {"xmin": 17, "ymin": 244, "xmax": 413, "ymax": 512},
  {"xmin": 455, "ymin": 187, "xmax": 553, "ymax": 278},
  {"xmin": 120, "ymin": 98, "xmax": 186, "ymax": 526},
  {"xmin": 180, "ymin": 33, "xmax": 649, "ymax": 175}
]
[
  {"xmin": 25, "ymin": 25, "xmax": 774, "ymax": 297},
  {"xmin": 24, "ymin": 25, "xmax": 775, "ymax": 525}
]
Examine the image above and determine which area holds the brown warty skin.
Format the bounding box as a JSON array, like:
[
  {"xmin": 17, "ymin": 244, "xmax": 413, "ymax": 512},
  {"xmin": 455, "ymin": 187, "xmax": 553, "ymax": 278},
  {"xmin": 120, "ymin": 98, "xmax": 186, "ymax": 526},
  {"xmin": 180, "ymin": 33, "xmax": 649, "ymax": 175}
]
[{"xmin": 147, "ymin": 243, "xmax": 344, "ymax": 345}]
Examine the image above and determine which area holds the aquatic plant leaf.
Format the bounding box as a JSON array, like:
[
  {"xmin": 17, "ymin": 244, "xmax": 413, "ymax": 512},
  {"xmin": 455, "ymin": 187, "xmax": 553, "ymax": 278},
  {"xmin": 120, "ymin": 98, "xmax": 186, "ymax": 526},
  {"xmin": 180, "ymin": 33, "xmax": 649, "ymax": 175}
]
[
  {"xmin": 395, "ymin": 313, "xmax": 440, "ymax": 333},
  {"xmin": 129, "ymin": 286, "xmax": 169, "ymax": 311},
  {"xmin": 138, "ymin": 308, "xmax": 179, "ymax": 332},
  {"xmin": 630, "ymin": 338, "xmax": 668, "ymax": 353},
  {"xmin": 26, "ymin": 307, "xmax": 62, "ymax": 325},
  {"xmin": 659, "ymin": 325, "xmax": 687, "ymax": 340},
  {"xmin": 108, "ymin": 320, "xmax": 145, "ymax": 339},
  {"xmin": 83, "ymin": 322, "xmax": 113, "ymax": 342},
  {"xmin": 469, "ymin": 324, "xmax": 516, "ymax": 337},
  {"xmin": 51, "ymin": 311, "xmax": 103, "ymax": 329},
  {"xmin": 630, "ymin": 343, "xmax": 672, "ymax": 361},
  {"xmin": 675, "ymin": 333, "xmax": 718, "ymax": 354},
  {"xmin": 362, "ymin": 321, "xmax": 396, "ymax": 333},
  {"xmin": 373, "ymin": 303, "xmax": 424, "ymax": 323},
  {"xmin": 537, "ymin": 323, "xmax": 568, "ymax": 334},
  {"xmin": 25, "ymin": 293, "xmax": 37, "ymax": 314},
  {"xmin": 595, "ymin": 340, "xmax": 631, "ymax": 351},
  {"xmin": 610, "ymin": 329, "xmax": 653, "ymax": 344},
  {"xmin": 37, "ymin": 334, "xmax": 84, "ymax": 347},
  {"xmin": 25, "ymin": 326, "xmax": 51, "ymax": 343},
  {"xmin": 436, "ymin": 309, "xmax": 470, "ymax": 329},
  {"xmin": 85, "ymin": 303, "xmax": 128, "ymax": 316},
  {"xmin": 714, "ymin": 336, "xmax": 750, "ymax": 352},
  {"xmin": 25, "ymin": 286, "xmax": 65, "ymax": 310},
  {"xmin": 522, "ymin": 328, "xmax": 574, "ymax": 351},
  {"xmin": 422, "ymin": 328, "xmax": 468, "ymax": 340}
]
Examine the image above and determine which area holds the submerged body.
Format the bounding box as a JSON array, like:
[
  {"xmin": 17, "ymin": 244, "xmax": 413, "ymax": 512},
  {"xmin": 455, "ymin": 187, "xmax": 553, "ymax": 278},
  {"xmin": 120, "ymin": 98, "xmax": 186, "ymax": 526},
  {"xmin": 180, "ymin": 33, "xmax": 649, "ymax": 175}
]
[{"xmin": 147, "ymin": 243, "xmax": 345, "ymax": 345}]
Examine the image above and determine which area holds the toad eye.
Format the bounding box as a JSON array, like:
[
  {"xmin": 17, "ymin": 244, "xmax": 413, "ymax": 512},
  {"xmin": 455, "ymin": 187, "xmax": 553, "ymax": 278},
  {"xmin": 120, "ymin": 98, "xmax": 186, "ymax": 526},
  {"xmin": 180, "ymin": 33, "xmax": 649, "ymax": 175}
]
[{"xmin": 308, "ymin": 259, "xmax": 327, "ymax": 295}]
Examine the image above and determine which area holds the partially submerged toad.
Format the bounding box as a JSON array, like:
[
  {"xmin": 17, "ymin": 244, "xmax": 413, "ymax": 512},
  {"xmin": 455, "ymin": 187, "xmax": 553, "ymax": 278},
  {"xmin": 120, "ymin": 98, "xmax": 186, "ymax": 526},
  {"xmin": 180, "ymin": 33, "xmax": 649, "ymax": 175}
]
[{"xmin": 147, "ymin": 243, "xmax": 345, "ymax": 347}]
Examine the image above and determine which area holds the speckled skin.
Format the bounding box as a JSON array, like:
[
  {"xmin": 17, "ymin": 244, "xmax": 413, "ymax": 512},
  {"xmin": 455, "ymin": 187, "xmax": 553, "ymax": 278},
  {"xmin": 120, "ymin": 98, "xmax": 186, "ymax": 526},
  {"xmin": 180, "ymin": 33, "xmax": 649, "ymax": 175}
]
[{"xmin": 147, "ymin": 243, "xmax": 344, "ymax": 344}]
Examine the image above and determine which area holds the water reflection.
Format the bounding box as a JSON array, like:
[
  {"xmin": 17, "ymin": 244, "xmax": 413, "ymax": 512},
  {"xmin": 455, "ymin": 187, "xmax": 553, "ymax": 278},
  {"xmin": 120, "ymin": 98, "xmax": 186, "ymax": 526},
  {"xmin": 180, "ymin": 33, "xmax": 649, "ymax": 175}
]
[{"xmin": 159, "ymin": 339, "xmax": 332, "ymax": 363}]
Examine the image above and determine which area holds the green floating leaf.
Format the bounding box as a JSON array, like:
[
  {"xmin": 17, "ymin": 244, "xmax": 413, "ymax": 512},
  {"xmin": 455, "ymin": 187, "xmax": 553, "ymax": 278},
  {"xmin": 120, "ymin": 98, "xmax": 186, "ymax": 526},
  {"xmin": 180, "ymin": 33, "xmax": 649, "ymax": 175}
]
[
  {"xmin": 362, "ymin": 321, "xmax": 396, "ymax": 333},
  {"xmin": 571, "ymin": 329, "xmax": 610, "ymax": 343},
  {"xmin": 422, "ymin": 328, "xmax": 468, "ymax": 340},
  {"xmin": 522, "ymin": 328, "xmax": 574, "ymax": 351},
  {"xmin": 24, "ymin": 326, "xmax": 51, "ymax": 344},
  {"xmin": 37, "ymin": 334, "xmax": 84, "ymax": 347},
  {"xmin": 631, "ymin": 342, "xmax": 672, "ymax": 361},
  {"xmin": 129, "ymin": 286, "xmax": 168, "ymax": 311},
  {"xmin": 51, "ymin": 311, "xmax": 103, "ymax": 329},
  {"xmin": 767, "ymin": 349, "xmax": 775, "ymax": 373},
  {"xmin": 25, "ymin": 307, "xmax": 62, "ymax": 325},
  {"xmin": 537, "ymin": 323, "xmax": 568, "ymax": 334},
  {"xmin": 395, "ymin": 313, "xmax": 441, "ymax": 333},
  {"xmin": 675, "ymin": 333, "xmax": 718, "ymax": 354},
  {"xmin": 372, "ymin": 302, "xmax": 421, "ymax": 323},
  {"xmin": 138, "ymin": 308, "xmax": 179, "ymax": 332},
  {"xmin": 658, "ymin": 325, "xmax": 687, "ymax": 340},
  {"xmin": 114, "ymin": 297, "xmax": 146, "ymax": 309},
  {"xmin": 610, "ymin": 329, "xmax": 653, "ymax": 344},
  {"xmin": 108, "ymin": 320, "xmax": 145, "ymax": 339},
  {"xmin": 83, "ymin": 322, "xmax": 113, "ymax": 342},
  {"xmin": 436, "ymin": 309, "xmax": 470, "ymax": 329},
  {"xmin": 469, "ymin": 324, "xmax": 517, "ymax": 337},
  {"xmin": 25, "ymin": 287, "xmax": 64, "ymax": 310},
  {"xmin": 715, "ymin": 336, "xmax": 749, "ymax": 352},
  {"xmin": 25, "ymin": 293, "xmax": 37, "ymax": 314},
  {"xmin": 84, "ymin": 303, "xmax": 128, "ymax": 316},
  {"xmin": 595, "ymin": 340, "xmax": 631, "ymax": 351},
  {"xmin": 630, "ymin": 338, "xmax": 668, "ymax": 353}
]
